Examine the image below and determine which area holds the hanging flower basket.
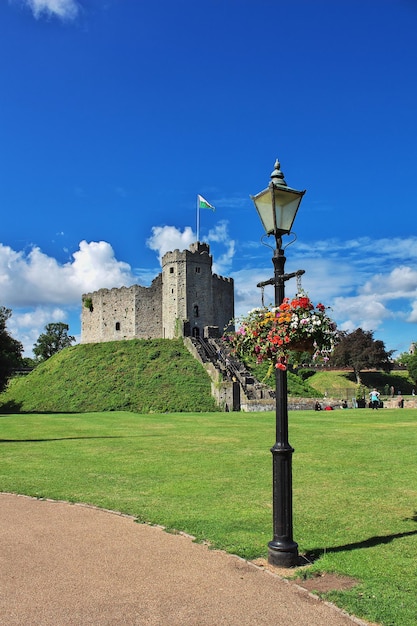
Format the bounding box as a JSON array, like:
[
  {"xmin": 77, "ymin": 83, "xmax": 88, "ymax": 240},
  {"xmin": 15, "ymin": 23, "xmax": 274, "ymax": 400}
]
[{"xmin": 223, "ymin": 294, "xmax": 337, "ymax": 371}]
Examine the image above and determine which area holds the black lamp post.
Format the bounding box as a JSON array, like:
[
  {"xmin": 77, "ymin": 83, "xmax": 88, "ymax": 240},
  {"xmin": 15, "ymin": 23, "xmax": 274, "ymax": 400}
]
[{"xmin": 251, "ymin": 158, "xmax": 306, "ymax": 567}]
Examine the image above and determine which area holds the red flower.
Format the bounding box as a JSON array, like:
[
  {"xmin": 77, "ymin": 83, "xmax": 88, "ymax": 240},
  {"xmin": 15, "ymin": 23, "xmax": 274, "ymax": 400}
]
[
  {"xmin": 298, "ymin": 297, "xmax": 313, "ymax": 309},
  {"xmin": 275, "ymin": 356, "xmax": 287, "ymax": 371}
]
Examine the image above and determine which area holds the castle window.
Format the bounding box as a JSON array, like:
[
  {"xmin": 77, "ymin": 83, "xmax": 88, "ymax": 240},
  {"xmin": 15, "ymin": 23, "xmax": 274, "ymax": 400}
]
[
  {"xmin": 195, "ymin": 267, "xmax": 201, "ymax": 273},
  {"xmin": 170, "ymin": 267, "xmax": 174, "ymax": 274},
  {"xmin": 115, "ymin": 322, "xmax": 121, "ymax": 331},
  {"xmin": 193, "ymin": 305, "xmax": 199, "ymax": 317}
]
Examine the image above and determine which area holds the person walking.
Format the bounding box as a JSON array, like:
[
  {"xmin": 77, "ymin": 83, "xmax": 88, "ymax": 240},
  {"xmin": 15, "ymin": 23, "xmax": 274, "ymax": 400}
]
[{"xmin": 369, "ymin": 388, "xmax": 380, "ymax": 409}]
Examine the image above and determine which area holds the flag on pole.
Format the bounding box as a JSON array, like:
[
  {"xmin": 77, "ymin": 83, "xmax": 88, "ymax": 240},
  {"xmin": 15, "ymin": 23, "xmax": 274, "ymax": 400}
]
[{"xmin": 198, "ymin": 194, "xmax": 215, "ymax": 211}]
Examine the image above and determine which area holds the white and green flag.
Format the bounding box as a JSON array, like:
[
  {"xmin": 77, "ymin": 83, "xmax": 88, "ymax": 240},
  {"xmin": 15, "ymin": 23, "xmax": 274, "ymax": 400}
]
[{"xmin": 198, "ymin": 194, "xmax": 215, "ymax": 211}]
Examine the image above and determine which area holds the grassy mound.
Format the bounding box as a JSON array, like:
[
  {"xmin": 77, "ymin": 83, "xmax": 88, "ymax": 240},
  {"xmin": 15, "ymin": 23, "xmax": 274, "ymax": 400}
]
[{"xmin": 0, "ymin": 339, "xmax": 218, "ymax": 413}]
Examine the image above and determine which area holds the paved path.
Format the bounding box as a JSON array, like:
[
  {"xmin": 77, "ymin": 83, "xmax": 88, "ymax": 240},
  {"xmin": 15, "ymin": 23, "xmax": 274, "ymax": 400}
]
[{"xmin": 1, "ymin": 494, "xmax": 373, "ymax": 625}]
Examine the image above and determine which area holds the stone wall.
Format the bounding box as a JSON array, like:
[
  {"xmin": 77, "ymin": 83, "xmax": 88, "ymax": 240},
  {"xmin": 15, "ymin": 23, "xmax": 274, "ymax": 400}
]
[
  {"xmin": 81, "ymin": 276, "xmax": 162, "ymax": 343},
  {"xmin": 212, "ymin": 273, "xmax": 234, "ymax": 336}
]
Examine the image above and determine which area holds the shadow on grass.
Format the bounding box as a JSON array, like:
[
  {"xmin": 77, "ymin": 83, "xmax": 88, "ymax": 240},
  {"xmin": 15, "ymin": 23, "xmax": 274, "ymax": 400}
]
[
  {"xmin": 306, "ymin": 527, "xmax": 417, "ymax": 561},
  {"xmin": 0, "ymin": 401, "xmax": 23, "ymax": 413},
  {"xmin": 0, "ymin": 409, "xmax": 116, "ymax": 415},
  {"xmin": 0, "ymin": 436, "xmax": 135, "ymax": 443}
]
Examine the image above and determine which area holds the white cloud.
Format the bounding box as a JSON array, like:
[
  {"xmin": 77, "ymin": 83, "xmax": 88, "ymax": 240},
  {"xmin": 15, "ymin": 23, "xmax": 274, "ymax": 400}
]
[
  {"xmin": 0, "ymin": 240, "xmax": 136, "ymax": 307},
  {"xmin": 206, "ymin": 221, "xmax": 230, "ymax": 244},
  {"xmin": 15, "ymin": 0, "xmax": 80, "ymax": 20},
  {"xmin": 69, "ymin": 240, "xmax": 135, "ymax": 295},
  {"xmin": 360, "ymin": 266, "xmax": 417, "ymax": 299},
  {"xmin": 407, "ymin": 300, "xmax": 417, "ymax": 324},
  {"xmin": 146, "ymin": 226, "xmax": 195, "ymax": 263},
  {"xmin": 207, "ymin": 221, "xmax": 235, "ymax": 275},
  {"xmin": 332, "ymin": 295, "xmax": 394, "ymax": 332},
  {"xmin": 297, "ymin": 236, "xmax": 417, "ymax": 261}
]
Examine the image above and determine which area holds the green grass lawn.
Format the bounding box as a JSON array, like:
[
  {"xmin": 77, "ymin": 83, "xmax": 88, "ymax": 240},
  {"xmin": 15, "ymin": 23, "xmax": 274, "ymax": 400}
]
[{"xmin": 1, "ymin": 408, "xmax": 416, "ymax": 626}]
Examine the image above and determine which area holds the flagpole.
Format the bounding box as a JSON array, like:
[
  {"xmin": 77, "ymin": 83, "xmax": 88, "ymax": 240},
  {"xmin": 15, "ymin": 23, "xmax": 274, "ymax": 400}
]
[{"xmin": 196, "ymin": 195, "xmax": 200, "ymax": 242}]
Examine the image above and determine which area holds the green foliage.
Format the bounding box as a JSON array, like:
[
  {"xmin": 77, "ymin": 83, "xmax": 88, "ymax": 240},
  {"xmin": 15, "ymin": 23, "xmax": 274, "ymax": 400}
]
[
  {"xmin": 33, "ymin": 322, "xmax": 75, "ymax": 361},
  {"xmin": 396, "ymin": 351, "xmax": 417, "ymax": 385},
  {"xmin": 359, "ymin": 370, "xmax": 414, "ymax": 394},
  {"xmin": 296, "ymin": 368, "xmax": 316, "ymax": 381},
  {"xmin": 0, "ymin": 339, "xmax": 217, "ymax": 413},
  {"xmin": 0, "ymin": 306, "xmax": 23, "ymax": 393},
  {"xmin": 408, "ymin": 361, "xmax": 417, "ymax": 384},
  {"xmin": 1, "ymin": 409, "xmax": 416, "ymax": 625},
  {"xmin": 287, "ymin": 371, "xmax": 319, "ymax": 397},
  {"xmin": 21, "ymin": 356, "xmax": 37, "ymax": 368},
  {"xmin": 83, "ymin": 297, "xmax": 93, "ymax": 311},
  {"xmin": 355, "ymin": 383, "xmax": 367, "ymax": 401}
]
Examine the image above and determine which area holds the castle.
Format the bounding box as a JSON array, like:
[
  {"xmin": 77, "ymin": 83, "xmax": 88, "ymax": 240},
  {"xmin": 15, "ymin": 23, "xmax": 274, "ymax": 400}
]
[{"xmin": 81, "ymin": 242, "xmax": 234, "ymax": 344}]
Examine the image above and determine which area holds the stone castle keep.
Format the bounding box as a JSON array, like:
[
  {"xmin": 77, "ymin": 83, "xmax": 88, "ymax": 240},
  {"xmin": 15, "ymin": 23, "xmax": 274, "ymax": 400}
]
[{"xmin": 81, "ymin": 242, "xmax": 234, "ymax": 344}]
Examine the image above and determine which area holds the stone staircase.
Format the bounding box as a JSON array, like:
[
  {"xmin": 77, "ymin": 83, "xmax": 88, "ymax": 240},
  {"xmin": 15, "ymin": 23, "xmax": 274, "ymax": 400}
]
[{"xmin": 184, "ymin": 336, "xmax": 275, "ymax": 411}]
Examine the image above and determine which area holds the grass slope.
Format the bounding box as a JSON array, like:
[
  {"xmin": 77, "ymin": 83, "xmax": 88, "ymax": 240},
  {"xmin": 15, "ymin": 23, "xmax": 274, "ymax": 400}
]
[{"xmin": 0, "ymin": 339, "xmax": 217, "ymax": 413}]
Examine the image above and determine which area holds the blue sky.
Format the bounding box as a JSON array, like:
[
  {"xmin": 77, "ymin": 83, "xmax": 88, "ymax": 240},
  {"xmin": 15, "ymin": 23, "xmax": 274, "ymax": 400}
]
[{"xmin": 1, "ymin": 0, "xmax": 417, "ymax": 357}]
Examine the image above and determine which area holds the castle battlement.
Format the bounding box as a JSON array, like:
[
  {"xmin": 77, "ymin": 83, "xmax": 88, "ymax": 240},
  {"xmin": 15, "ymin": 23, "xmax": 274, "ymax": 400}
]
[
  {"xmin": 212, "ymin": 274, "xmax": 233, "ymax": 283},
  {"xmin": 162, "ymin": 244, "xmax": 212, "ymax": 267}
]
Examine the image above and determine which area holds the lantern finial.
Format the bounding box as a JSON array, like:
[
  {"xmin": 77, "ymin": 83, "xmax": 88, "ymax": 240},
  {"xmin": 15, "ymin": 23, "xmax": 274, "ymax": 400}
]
[{"xmin": 271, "ymin": 159, "xmax": 287, "ymax": 187}]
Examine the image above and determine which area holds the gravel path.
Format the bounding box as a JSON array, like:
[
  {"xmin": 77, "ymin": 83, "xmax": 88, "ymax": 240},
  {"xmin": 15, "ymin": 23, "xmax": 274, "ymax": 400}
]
[{"xmin": 1, "ymin": 494, "xmax": 374, "ymax": 625}]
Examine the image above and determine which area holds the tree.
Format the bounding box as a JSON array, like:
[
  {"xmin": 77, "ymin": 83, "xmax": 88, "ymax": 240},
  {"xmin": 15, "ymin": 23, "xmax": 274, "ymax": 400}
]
[
  {"xmin": 408, "ymin": 357, "xmax": 417, "ymax": 385},
  {"xmin": 399, "ymin": 349, "xmax": 417, "ymax": 385},
  {"xmin": 0, "ymin": 306, "xmax": 23, "ymax": 392},
  {"xmin": 330, "ymin": 328, "xmax": 394, "ymax": 384},
  {"xmin": 33, "ymin": 323, "xmax": 75, "ymax": 361}
]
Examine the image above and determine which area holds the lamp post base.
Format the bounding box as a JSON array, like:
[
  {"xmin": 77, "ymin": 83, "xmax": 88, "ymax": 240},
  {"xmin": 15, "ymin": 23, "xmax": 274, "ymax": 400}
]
[{"xmin": 268, "ymin": 539, "xmax": 299, "ymax": 568}]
